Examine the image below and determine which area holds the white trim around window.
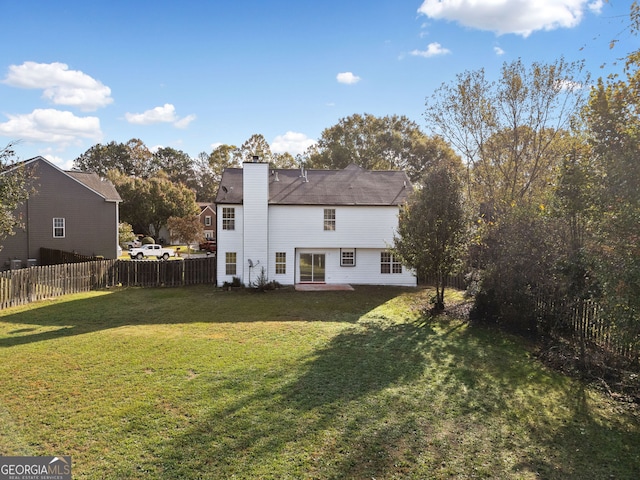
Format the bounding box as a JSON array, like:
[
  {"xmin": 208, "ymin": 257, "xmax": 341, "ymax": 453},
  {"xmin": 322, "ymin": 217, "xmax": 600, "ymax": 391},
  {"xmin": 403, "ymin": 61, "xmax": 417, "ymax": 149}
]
[
  {"xmin": 53, "ymin": 217, "xmax": 65, "ymax": 238},
  {"xmin": 340, "ymin": 248, "xmax": 356, "ymax": 267}
]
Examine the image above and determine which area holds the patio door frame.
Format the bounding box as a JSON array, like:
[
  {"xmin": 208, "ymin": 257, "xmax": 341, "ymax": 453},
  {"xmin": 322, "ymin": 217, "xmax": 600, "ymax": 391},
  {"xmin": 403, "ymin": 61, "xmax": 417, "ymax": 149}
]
[{"xmin": 298, "ymin": 252, "xmax": 326, "ymax": 283}]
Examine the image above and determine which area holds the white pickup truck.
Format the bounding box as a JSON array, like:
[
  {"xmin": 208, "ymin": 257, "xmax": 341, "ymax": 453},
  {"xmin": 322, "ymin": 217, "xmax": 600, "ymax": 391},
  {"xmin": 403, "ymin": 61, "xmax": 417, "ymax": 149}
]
[{"xmin": 129, "ymin": 244, "xmax": 176, "ymax": 260}]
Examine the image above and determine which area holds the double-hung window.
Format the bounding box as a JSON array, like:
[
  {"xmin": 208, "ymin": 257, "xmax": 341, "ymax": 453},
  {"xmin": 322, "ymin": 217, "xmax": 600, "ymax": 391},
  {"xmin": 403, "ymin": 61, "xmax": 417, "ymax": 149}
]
[
  {"xmin": 225, "ymin": 252, "xmax": 237, "ymax": 275},
  {"xmin": 341, "ymin": 248, "xmax": 356, "ymax": 267},
  {"xmin": 323, "ymin": 209, "xmax": 335, "ymax": 231},
  {"xmin": 275, "ymin": 252, "xmax": 286, "ymax": 274},
  {"xmin": 381, "ymin": 251, "xmax": 402, "ymax": 274},
  {"xmin": 205, "ymin": 215, "xmax": 212, "ymax": 226},
  {"xmin": 53, "ymin": 218, "xmax": 65, "ymax": 238},
  {"xmin": 222, "ymin": 208, "xmax": 235, "ymax": 230}
]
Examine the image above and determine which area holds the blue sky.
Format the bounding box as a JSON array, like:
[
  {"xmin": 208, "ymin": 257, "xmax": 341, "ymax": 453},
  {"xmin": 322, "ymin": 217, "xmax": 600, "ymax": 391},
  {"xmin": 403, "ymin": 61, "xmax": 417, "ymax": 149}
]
[{"xmin": 1, "ymin": 0, "xmax": 637, "ymax": 169}]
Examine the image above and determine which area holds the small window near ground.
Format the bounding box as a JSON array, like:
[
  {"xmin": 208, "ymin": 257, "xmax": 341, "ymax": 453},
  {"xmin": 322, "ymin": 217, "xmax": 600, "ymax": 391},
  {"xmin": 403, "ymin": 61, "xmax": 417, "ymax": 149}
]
[
  {"xmin": 324, "ymin": 209, "xmax": 335, "ymax": 231},
  {"xmin": 341, "ymin": 248, "xmax": 356, "ymax": 267},
  {"xmin": 222, "ymin": 208, "xmax": 235, "ymax": 230},
  {"xmin": 275, "ymin": 252, "xmax": 286, "ymax": 274},
  {"xmin": 53, "ymin": 217, "xmax": 65, "ymax": 238},
  {"xmin": 381, "ymin": 251, "xmax": 402, "ymax": 274},
  {"xmin": 225, "ymin": 252, "xmax": 237, "ymax": 275}
]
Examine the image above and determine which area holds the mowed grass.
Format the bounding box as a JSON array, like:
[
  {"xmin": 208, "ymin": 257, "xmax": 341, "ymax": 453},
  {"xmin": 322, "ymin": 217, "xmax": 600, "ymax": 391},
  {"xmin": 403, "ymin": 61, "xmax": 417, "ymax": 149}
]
[{"xmin": 0, "ymin": 286, "xmax": 638, "ymax": 479}]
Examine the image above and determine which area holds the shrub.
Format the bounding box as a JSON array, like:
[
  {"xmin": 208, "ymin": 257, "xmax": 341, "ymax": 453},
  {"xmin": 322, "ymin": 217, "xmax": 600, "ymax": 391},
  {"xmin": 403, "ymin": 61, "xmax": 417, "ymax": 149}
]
[
  {"xmin": 222, "ymin": 276, "xmax": 243, "ymax": 289},
  {"xmin": 251, "ymin": 267, "xmax": 282, "ymax": 292}
]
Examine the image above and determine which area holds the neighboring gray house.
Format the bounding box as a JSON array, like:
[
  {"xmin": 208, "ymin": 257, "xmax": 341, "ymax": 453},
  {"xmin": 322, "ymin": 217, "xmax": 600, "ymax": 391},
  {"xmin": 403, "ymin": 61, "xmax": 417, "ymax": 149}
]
[{"xmin": 1, "ymin": 156, "xmax": 121, "ymax": 269}]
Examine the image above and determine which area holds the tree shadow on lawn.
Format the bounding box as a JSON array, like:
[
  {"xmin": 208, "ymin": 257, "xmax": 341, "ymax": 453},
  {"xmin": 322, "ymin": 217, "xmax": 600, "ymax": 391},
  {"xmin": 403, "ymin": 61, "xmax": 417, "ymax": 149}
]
[
  {"xmin": 155, "ymin": 319, "xmax": 640, "ymax": 479},
  {"xmin": 423, "ymin": 325, "xmax": 640, "ymax": 479},
  {"xmin": 154, "ymin": 319, "xmax": 437, "ymax": 478},
  {"xmin": 0, "ymin": 285, "xmax": 408, "ymax": 348}
]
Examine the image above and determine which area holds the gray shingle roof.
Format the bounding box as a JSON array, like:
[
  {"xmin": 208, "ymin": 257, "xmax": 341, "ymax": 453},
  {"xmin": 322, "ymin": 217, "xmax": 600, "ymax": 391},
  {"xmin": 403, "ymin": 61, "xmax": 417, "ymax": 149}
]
[
  {"xmin": 65, "ymin": 170, "xmax": 122, "ymax": 202},
  {"xmin": 216, "ymin": 163, "xmax": 412, "ymax": 206}
]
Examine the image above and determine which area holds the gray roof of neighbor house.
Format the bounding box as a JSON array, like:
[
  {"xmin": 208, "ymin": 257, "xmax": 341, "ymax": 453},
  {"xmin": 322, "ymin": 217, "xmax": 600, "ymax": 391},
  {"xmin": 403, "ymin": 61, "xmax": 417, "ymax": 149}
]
[
  {"xmin": 66, "ymin": 170, "xmax": 122, "ymax": 202},
  {"xmin": 216, "ymin": 164, "xmax": 412, "ymax": 206},
  {"xmin": 2, "ymin": 156, "xmax": 122, "ymax": 202}
]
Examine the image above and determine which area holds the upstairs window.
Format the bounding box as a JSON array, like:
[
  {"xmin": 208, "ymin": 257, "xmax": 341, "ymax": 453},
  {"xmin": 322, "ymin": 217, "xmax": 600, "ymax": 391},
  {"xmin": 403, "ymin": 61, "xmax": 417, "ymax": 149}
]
[
  {"xmin": 222, "ymin": 208, "xmax": 235, "ymax": 230},
  {"xmin": 204, "ymin": 215, "xmax": 212, "ymax": 226},
  {"xmin": 53, "ymin": 218, "xmax": 65, "ymax": 238},
  {"xmin": 324, "ymin": 209, "xmax": 335, "ymax": 231}
]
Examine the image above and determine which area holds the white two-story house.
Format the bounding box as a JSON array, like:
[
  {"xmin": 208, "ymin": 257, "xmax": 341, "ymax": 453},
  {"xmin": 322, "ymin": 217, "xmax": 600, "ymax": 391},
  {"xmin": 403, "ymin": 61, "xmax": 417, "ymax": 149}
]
[{"xmin": 215, "ymin": 159, "xmax": 416, "ymax": 287}]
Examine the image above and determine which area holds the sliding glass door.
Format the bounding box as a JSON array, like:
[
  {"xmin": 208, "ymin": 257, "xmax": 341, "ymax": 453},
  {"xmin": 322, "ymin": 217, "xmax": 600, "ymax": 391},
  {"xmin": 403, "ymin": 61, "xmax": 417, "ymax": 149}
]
[{"xmin": 299, "ymin": 253, "xmax": 325, "ymax": 283}]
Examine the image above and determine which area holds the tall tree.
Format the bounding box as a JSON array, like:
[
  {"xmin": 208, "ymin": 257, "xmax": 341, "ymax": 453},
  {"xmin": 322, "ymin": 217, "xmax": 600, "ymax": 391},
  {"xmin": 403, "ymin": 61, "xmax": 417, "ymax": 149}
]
[
  {"xmin": 237, "ymin": 134, "xmax": 273, "ymax": 164},
  {"xmin": 192, "ymin": 151, "xmax": 219, "ymax": 203},
  {"xmin": 0, "ymin": 143, "xmax": 34, "ymax": 246},
  {"xmin": 584, "ymin": 42, "xmax": 640, "ymax": 344},
  {"xmin": 306, "ymin": 113, "xmax": 450, "ymax": 181},
  {"xmin": 152, "ymin": 147, "xmax": 195, "ymax": 187},
  {"xmin": 73, "ymin": 138, "xmax": 156, "ymax": 178},
  {"xmin": 425, "ymin": 58, "xmax": 589, "ymax": 210},
  {"xmin": 209, "ymin": 144, "xmax": 241, "ymax": 179},
  {"xmin": 167, "ymin": 215, "xmax": 204, "ymax": 255},
  {"xmin": 393, "ymin": 157, "xmax": 466, "ymax": 310},
  {"xmin": 272, "ymin": 152, "xmax": 298, "ymax": 168},
  {"xmin": 108, "ymin": 171, "xmax": 199, "ymax": 238}
]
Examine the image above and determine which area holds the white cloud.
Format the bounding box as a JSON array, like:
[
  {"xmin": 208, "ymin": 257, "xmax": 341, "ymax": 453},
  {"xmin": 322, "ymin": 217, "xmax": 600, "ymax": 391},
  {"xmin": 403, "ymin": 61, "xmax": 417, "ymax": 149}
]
[
  {"xmin": 125, "ymin": 103, "xmax": 196, "ymax": 128},
  {"xmin": 588, "ymin": 0, "xmax": 604, "ymax": 14},
  {"xmin": 494, "ymin": 46, "xmax": 506, "ymax": 55},
  {"xmin": 410, "ymin": 42, "xmax": 451, "ymax": 58},
  {"xmin": 555, "ymin": 79, "xmax": 583, "ymax": 91},
  {"xmin": 173, "ymin": 114, "xmax": 196, "ymax": 129},
  {"xmin": 271, "ymin": 131, "xmax": 316, "ymax": 155},
  {"xmin": 0, "ymin": 109, "xmax": 102, "ymax": 145},
  {"xmin": 3, "ymin": 62, "xmax": 113, "ymax": 111},
  {"xmin": 43, "ymin": 153, "xmax": 74, "ymax": 170},
  {"xmin": 418, "ymin": 0, "xmax": 599, "ymax": 37},
  {"xmin": 336, "ymin": 72, "xmax": 361, "ymax": 85}
]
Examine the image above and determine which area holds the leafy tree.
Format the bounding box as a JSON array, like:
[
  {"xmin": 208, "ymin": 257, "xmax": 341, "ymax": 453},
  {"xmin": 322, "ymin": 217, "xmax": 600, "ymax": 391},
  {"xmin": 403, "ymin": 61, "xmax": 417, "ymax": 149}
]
[
  {"xmin": 108, "ymin": 171, "xmax": 199, "ymax": 238},
  {"xmin": 191, "ymin": 151, "xmax": 219, "ymax": 203},
  {"xmin": 237, "ymin": 134, "xmax": 273, "ymax": 164},
  {"xmin": 74, "ymin": 138, "xmax": 155, "ymax": 178},
  {"xmin": 209, "ymin": 144, "xmax": 241, "ymax": 179},
  {"xmin": 471, "ymin": 204, "xmax": 565, "ymax": 334},
  {"xmin": 118, "ymin": 222, "xmax": 136, "ymax": 247},
  {"xmin": 425, "ymin": 58, "xmax": 589, "ymax": 210},
  {"xmin": 393, "ymin": 157, "xmax": 466, "ymax": 310},
  {"xmin": 583, "ymin": 43, "xmax": 640, "ymax": 347},
  {"xmin": 152, "ymin": 147, "xmax": 195, "ymax": 186},
  {"xmin": 306, "ymin": 113, "xmax": 450, "ymax": 182},
  {"xmin": 167, "ymin": 215, "xmax": 204, "ymax": 256},
  {"xmin": 0, "ymin": 143, "xmax": 34, "ymax": 246},
  {"xmin": 272, "ymin": 152, "xmax": 298, "ymax": 168}
]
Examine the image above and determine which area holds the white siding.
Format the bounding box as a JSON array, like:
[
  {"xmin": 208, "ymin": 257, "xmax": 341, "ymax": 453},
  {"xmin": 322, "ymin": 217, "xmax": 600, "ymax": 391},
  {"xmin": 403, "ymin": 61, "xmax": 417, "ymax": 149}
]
[
  {"xmin": 216, "ymin": 204, "xmax": 244, "ymax": 285},
  {"xmin": 267, "ymin": 205, "xmax": 416, "ymax": 286},
  {"xmin": 243, "ymin": 162, "xmax": 269, "ymax": 285},
  {"xmin": 269, "ymin": 205, "xmax": 400, "ymax": 249}
]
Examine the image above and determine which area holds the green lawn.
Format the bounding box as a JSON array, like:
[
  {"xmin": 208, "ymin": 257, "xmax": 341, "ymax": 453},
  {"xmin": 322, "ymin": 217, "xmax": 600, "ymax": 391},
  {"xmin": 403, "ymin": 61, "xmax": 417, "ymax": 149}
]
[{"xmin": 0, "ymin": 286, "xmax": 638, "ymax": 479}]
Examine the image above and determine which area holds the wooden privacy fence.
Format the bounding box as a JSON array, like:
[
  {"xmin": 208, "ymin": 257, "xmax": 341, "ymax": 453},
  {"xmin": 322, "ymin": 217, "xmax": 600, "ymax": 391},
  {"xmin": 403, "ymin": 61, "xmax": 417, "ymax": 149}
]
[
  {"xmin": 0, "ymin": 257, "xmax": 217, "ymax": 309},
  {"xmin": 536, "ymin": 296, "xmax": 639, "ymax": 361},
  {"xmin": 114, "ymin": 257, "xmax": 216, "ymax": 288},
  {"xmin": 420, "ymin": 272, "xmax": 466, "ymax": 290}
]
